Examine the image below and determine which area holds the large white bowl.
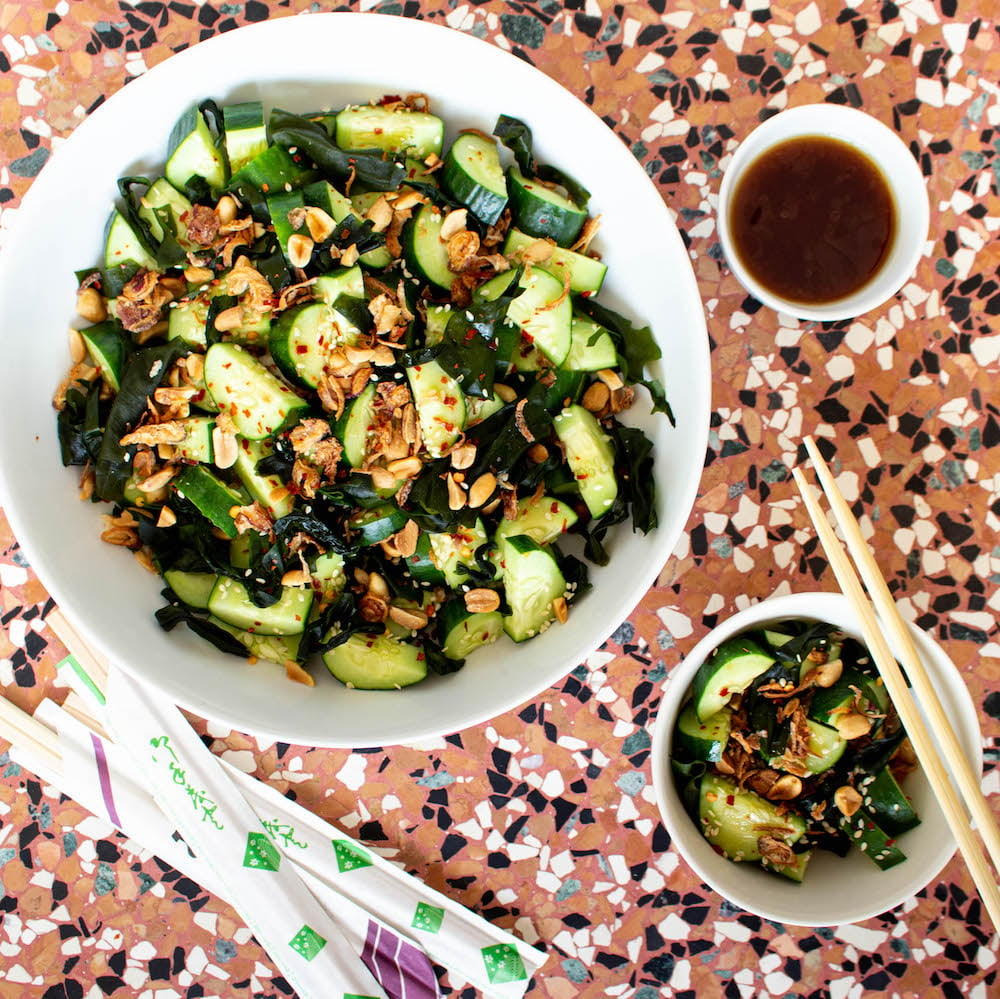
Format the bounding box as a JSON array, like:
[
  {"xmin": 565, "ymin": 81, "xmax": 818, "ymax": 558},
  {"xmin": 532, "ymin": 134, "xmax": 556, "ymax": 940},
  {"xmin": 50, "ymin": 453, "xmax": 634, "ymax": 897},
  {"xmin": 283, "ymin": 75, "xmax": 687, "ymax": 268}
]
[
  {"xmin": 0, "ymin": 14, "xmax": 710, "ymax": 747},
  {"xmin": 650, "ymin": 591, "xmax": 982, "ymax": 926}
]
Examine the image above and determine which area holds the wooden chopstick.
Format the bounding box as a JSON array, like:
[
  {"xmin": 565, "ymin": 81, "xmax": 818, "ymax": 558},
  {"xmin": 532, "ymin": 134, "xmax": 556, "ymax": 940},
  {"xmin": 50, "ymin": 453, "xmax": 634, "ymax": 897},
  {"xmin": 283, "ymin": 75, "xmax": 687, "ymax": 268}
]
[
  {"xmin": 793, "ymin": 443, "xmax": 1000, "ymax": 931},
  {"xmin": 46, "ymin": 608, "xmax": 111, "ymax": 695},
  {"xmin": 0, "ymin": 695, "xmax": 63, "ymax": 775}
]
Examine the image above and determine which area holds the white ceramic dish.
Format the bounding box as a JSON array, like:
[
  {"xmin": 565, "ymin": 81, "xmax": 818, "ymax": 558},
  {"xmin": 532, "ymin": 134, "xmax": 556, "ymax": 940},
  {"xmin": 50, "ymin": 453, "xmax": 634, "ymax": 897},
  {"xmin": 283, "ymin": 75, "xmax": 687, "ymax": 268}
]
[
  {"xmin": 716, "ymin": 104, "xmax": 929, "ymax": 322},
  {"xmin": 0, "ymin": 14, "xmax": 710, "ymax": 747},
  {"xmin": 650, "ymin": 591, "xmax": 982, "ymax": 926}
]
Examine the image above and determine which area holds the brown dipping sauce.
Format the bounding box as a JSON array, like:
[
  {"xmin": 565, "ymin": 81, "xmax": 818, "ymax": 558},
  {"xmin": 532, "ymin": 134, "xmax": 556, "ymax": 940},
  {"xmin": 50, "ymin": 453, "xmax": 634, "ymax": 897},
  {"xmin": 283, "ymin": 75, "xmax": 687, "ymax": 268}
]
[{"xmin": 727, "ymin": 135, "xmax": 896, "ymax": 305}]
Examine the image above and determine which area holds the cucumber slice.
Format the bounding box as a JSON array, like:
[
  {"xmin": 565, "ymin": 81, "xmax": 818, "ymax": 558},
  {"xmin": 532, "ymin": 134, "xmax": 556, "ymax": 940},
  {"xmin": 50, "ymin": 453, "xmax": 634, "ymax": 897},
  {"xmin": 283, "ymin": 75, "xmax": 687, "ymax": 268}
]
[
  {"xmin": 401, "ymin": 204, "xmax": 453, "ymax": 290},
  {"xmin": 348, "ymin": 504, "xmax": 409, "ymax": 546},
  {"xmin": 232, "ymin": 437, "xmax": 294, "ymax": 519},
  {"xmin": 137, "ymin": 176, "xmax": 193, "ymax": 246},
  {"xmin": 780, "ymin": 718, "xmax": 846, "ymax": 775},
  {"xmin": 507, "ymin": 165, "xmax": 587, "ymax": 247},
  {"xmin": 208, "ymin": 577, "xmax": 313, "ymax": 636},
  {"xmin": 441, "ymin": 132, "xmax": 508, "ymax": 225},
  {"xmin": 423, "ymin": 304, "xmax": 452, "ymax": 346},
  {"xmin": 404, "ymin": 532, "xmax": 446, "ymax": 585},
  {"xmin": 211, "ymin": 618, "xmax": 302, "ymax": 667},
  {"xmin": 223, "ymin": 100, "xmax": 268, "ymax": 174},
  {"xmin": 172, "ymin": 465, "xmax": 244, "ymax": 539},
  {"xmin": 552, "ymin": 404, "xmax": 618, "ymax": 520},
  {"xmin": 675, "ymin": 702, "xmax": 731, "ymax": 763},
  {"xmin": 79, "ymin": 320, "xmax": 130, "ymax": 392},
  {"xmin": 303, "ymin": 179, "xmax": 353, "ymax": 221},
  {"xmin": 763, "ymin": 629, "xmax": 795, "ymax": 647},
  {"xmin": 690, "ymin": 635, "xmax": 775, "ymax": 722},
  {"xmin": 407, "ymin": 359, "xmax": 466, "ymax": 458},
  {"xmin": 348, "ymin": 191, "xmax": 394, "ymax": 269},
  {"xmin": 476, "ymin": 266, "xmax": 572, "ymax": 367},
  {"xmin": 266, "ymin": 188, "xmax": 307, "ymax": 263},
  {"xmin": 333, "ymin": 382, "xmax": 377, "ymax": 468},
  {"xmin": 104, "ymin": 209, "xmax": 157, "ymax": 277},
  {"xmin": 175, "ymin": 414, "xmax": 216, "ymax": 464},
  {"xmin": 500, "ymin": 534, "xmax": 567, "ymax": 643},
  {"xmin": 503, "ymin": 228, "xmax": 607, "ymax": 294},
  {"xmin": 465, "ymin": 393, "xmax": 505, "ymax": 427},
  {"xmin": 322, "ymin": 633, "xmax": 428, "ymax": 690},
  {"xmin": 335, "ymin": 105, "xmax": 444, "ymax": 160},
  {"xmin": 163, "ymin": 569, "xmax": 218, "ymax": 610},
  {"xmin": 699, "ymin": 773, "xmax": 807, "ymax": 866},
  {"xmin": 269, "ymin": 302, "xmax": 360, "ymax": 388},
  {"xmin": 860, "ymin": 766, "xmax": 920, "ymax": 835},
  {"xmin": 494, "ymin": 493, "xmax": 578, "ymax": 545},
  {"xmin": 564, "ymin": 317, "xmax": 618, "ymax": 372},
  {"xmin": 204, "ymin": 343, "xmax": 308, "ymax": 440},
  {"xmin": 428, "ymin": 520, "xmax": 490, "ymax": 588},
  {"xmin": 313, "ymin": 265, "xmax": 365, "ymax": 305},
  {"xmin": 311, "ymin": 551, "xmax": 346, "ymax": 604},
  {"xmin": 167, "ymin": 296, "xmax": 209, "ymax": 348},
  {"xmin": 437, "ymin": 599, "xmax": 504, "ymax": 661},
  {"xmin": 166, "ymin": 103, "xmax": 226, "ymax": 195},
  {"xmin": 839, "ymin": 811, "xmax": 908, "ymax": 871},
  {"xmin": 810, "ymin": 669, "xmax": 883, "ymax": 728},
  {"xmin": 229, "ymin": 144, "xmax": 317, "ymax": 194}
]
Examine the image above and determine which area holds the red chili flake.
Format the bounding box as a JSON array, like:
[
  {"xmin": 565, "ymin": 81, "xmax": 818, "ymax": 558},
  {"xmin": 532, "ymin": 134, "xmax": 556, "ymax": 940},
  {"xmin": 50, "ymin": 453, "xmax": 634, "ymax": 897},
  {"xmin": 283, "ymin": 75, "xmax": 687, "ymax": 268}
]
[
  {"xmin": 416, "ymin": 653, "xmax": 426, "ymax": 661},
  {"xmin": 295, "ymin": 345, "xmax": 308, "ymax": 354},
  {"xmin": 550, "ymin": 502, "xmax": 560, "ymax": 513},
  {"xmin": 377, "ymin": 94, "xmax": 402, "ymax": 105},
  {"xmin": 726, "ymin": 794, "xmax": 736, "ymax": 806}
]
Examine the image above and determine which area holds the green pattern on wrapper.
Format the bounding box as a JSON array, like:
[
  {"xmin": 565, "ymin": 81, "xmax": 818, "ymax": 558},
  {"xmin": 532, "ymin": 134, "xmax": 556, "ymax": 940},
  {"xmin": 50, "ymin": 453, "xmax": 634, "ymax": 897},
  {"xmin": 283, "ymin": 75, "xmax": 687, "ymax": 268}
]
[
  {"xmin": 411, "ymin": 901, "xmax": 445, "ymax": 933},
  {"xmin": 56, "ymin": 654, "xmax": 108, "ymax": 706},
  {"xmin": 243, "ymin": 831, "xmax": 281, "ymax": 872},
  {"xmin": 482, "ymin": 942, "xmax": 528, "ymax": 984},
  {"xmin": 333, "ymin": 839, "xmax": 373, "ymax": 873},
  {"xmin": 343, "ymin": 995, "xmax": 382, "ymax": 999},
  {"xmin": 289, "ymin": 924, "xmax": 326, "ymax": 961}
]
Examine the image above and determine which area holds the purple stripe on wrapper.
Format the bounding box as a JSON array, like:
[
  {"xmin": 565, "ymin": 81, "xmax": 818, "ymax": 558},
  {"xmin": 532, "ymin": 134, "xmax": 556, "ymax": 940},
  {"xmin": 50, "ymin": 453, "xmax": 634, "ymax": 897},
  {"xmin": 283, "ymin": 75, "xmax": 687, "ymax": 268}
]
[
  {"xmin": 90, "ymin": 733, "xmax": 123, "ymax": 829},
  {"xmin": 362, "ymin": 919, "xmax": 439, "ymax": 999}
]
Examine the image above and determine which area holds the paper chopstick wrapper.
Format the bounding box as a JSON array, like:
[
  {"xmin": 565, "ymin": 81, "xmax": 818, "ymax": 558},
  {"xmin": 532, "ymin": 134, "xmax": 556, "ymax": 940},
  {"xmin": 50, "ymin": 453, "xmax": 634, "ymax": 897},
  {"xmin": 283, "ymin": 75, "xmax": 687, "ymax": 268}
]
[
  {"xmin": 12, "ymin": 694, "xmax": 545, "ymax": 997},
  {"xmin": 106, "ymin": 667, "xmax": 393, "ymax": 999}
]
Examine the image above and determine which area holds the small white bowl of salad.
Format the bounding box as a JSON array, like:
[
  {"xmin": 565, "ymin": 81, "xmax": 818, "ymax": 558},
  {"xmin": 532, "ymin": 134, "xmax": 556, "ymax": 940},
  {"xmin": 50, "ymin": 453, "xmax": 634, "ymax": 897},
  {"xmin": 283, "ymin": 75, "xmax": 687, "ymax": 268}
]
[
  {"xmin": 0, "ymin": 15, "xmax": 711, "ymax": 747},
  {"xmin": 650, "ymin": 590, "xmax": 982, "ymax": 926}
]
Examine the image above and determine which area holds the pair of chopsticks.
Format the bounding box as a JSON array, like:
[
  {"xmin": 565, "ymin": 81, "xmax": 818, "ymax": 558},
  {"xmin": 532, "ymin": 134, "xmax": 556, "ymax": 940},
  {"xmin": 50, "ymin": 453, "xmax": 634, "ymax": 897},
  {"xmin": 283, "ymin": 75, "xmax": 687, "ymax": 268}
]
[{"xmin": 794, "ymin": 435, "xmax": 1000, "ymax": 931}]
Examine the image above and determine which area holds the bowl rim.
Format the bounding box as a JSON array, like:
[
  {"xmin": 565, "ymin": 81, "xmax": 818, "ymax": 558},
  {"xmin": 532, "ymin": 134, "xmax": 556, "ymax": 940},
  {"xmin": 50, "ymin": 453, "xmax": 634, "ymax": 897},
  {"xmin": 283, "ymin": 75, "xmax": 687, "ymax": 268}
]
[
  {"xmin": 716, "ymin": 103, "xmax": 930, "ymax": 323},
  {"xmin": 0, "ymin": 12, "xmax": 712, "ymax": 747},
  {"xmin": 650, "ymin": 589, "xmax": 983, "ymax": 926}
]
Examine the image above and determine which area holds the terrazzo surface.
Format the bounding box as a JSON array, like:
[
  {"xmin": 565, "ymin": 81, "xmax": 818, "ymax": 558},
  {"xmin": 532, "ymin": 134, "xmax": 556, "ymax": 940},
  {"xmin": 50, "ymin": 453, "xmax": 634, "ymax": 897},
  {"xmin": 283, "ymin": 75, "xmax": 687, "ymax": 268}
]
[{"xmin": 1, "ymin": 0, "xmax": 999, "ymax": 996}]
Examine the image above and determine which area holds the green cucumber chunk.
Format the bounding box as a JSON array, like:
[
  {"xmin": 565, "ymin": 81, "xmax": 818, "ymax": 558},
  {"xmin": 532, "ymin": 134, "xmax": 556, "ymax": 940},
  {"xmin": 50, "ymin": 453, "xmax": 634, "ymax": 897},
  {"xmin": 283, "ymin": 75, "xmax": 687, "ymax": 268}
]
[
  {"xmin": 675, "ymin": 703, "xmax": 732, "ymax": 763},
  {"xmin": 335, "ymin": 104, "xmax": 444, "ymax": 160},
  {"xmin": 269, "ymin": 301, "xmax": 360, "ymax": 388},
  {"xmin": 223, "ymin": 101, "xmax": 268, "ymax": 174},
  {"xmin": 691, "ymin": 634, "xmax": 775, "ymax": 722},
  {"xmin": 839, "ymin": 811, "xmax": 908, "ymax": 870},
  {"xmin": 313, "ymin": 265, "xmax": 366, "ymax": 305},
  {"xmin": 79, "ymin": 321, "xmax": 130, "ymax": 392},
  {"xmin": 507, "ymin": 165, "xmax": 587, "ymax": 246},
  {"xmin": 552, "ymin": 404, "xmax": 618, "ymax": 520},
  {"xmin": 322, "ymin": 633, "xmax": 428, "ymax": 690},
  {"xmin": 441, "ymin": 132, "xmax": 508, "ymax": 225},
  {"xmin": 311, "ymin": 551, "xmax": 346, "ymax": 604},
  {"xmin": 163, "ymin": 570, "xmax": 218, "ymax": 610},
  {"xmin": 229, "ymin": 144, "xmax": 317, "ymax": 194},
  {"xmin": 564, "ymin": 317, "xmax": 618, "ymax": 372},
  {"xmin": 173, "ymin": 465, "xmax": 243, "ymax": 538},
  {"xmin": 401, "ymin": 204, "xmax": 453, "ymax": 290},
  {"xmin": 137, "ymin": 176, "xmax": 193, "ymax": 246},
  {"xmin": 861, "ymin": 766, "xmax": 920, "ymax": 835},
  {"xmin": 166, "ymin": 103, "xmax": 226, "ymax": 194},
  {"xmin": 208, "ymin": 577, "xmax": 313, "ymax": 636},
  {"xmin": 437, "ymin": 599, "xmax": 504, "ymax": 661},
  {"xmin": 407, "ymin": 360, "xmax": 466, "ymax": 458},
  {"xmin": 348, "ymin": 504, "xmax": 409, "ymax": 547},
  {"xmin": 211, "ymin": 617, "xmax": 303, "ymax": 666},
  {"xmin": 503, "ymin": 228, "xmax": 607, "ymax": 294},
  {"xmin": 428, "ymin": 520, "xmax": 490, "ymax": 588},
  {"xmin": 494, "ymin": 493, "xmax": 578, "ymax": 545},
  {"xmin": 104, "ymin": 209, "xmax": 157, "ymax": 276},
  {"xmin": 175, "ymin": 415, "xmax": 216, "ymax": 464},
  {"xmin": 204, "ymin": 343, "xmax": 308, "ymax": 440},
  {"xmin": 500, "ymin": 534, "xmax": 566, "ymax": 643},
  {"xmin": 334, "ymin": 382, "xmax": 377, "ymax": 468},
  {"xmin": 232, "ymin": 437, "xmax": 294, "ymax": 519}
]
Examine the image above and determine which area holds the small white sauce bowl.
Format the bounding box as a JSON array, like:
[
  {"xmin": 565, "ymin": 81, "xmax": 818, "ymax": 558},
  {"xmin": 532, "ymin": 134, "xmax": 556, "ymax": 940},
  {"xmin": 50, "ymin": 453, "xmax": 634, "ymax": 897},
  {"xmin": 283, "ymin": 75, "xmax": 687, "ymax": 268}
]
[
  {"xmin": 650, "ymin": 591, "xmax": 981, "ymax": 926},
  {"xmin": 716, "ymin": 104, "xmax": 930, "ymax": 322}
]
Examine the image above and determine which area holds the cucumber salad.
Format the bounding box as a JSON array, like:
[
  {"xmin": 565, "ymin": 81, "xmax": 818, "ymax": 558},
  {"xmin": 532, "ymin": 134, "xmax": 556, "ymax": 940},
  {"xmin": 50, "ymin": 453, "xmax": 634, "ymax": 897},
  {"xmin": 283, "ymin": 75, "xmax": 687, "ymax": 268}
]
[
  {"xmin": 671, "ymin": 620, "xmax": 921, "ymax": 881},
  {"xmin": 55, "ymin": 95, "xmax": 672, "ymax": 690}
]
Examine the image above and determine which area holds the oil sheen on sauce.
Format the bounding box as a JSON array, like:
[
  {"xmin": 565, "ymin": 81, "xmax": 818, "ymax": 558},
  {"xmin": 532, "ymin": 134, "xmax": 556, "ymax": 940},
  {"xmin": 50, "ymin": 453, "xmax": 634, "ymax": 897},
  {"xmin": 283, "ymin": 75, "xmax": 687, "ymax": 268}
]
[{"xmin": 727, "ymin": 135, "xmax": 896, "ymax": 305}]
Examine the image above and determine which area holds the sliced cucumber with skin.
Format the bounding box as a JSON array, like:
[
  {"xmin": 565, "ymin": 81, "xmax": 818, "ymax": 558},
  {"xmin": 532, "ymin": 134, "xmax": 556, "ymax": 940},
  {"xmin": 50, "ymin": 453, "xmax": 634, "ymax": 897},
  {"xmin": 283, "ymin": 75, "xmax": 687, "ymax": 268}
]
[
  {"xmin": 405, "ymin": 532, "xmax": 446, "ymax": 585},
  {"xmin": 441, "ymin": 132, "xmax": 508, "ymax": 225},
  {"xmin": 500, "ymin": 534, "xmax": 567, "ymax": 643},
  {"xmin": 423, "ymin": 304, "xmax": 452, "ymax": 346},
  {"xmin": 348, "ymin": 504, "xmax": 409, "ymax": 547},
  {"xmin": 167, "ymin": 296, "xmax": 210, "ymax": 348},
  {"xmin": 810, "ymin": 669, "xmax": 883, "ymax": 728},
  {"xmin": 770, "ymin": 718, "xmax": 846, "ymax": 776},
  {"xmin": 311, "ymin": 551, "xmax": 346, "ymax": 604},
  {"xmin": 428, "ymin": 520, "xmax": 491, "ymax": 589},
  {"xmin": 494, "ymin": 493, "xmax": 578, "ymax": 545},
  {"xmin": 476, "ymin": 266, "xmax": 572, "ymax": 367},
  {"xmin": 438, "ymin": 599, "xmax": 504, "ymax": 661},
  {"xmin": 266, "ymin": 188, "xmax": 308, "ymax": 263},
  {"xmin": 503, "ymin": 228, "xmax": 607, "ymax": 294},
  {"xmin": 334, "ymin": 381, "xmax": 377, "ymax": 468},
  {"xmin": 138, "ymin": 176, "xmax": 194, "ymax": 246},
  {"xmin": 228, "ymin": 144, "xmax": 317, "ymax": 195},
  {"xmin": 675, "ymin": 702, "xmax": 731, "ymax": 763},
  {"xmin": 211, "ymin": 617, "xmax": 302, "ymax": 667},
  {"xmin": 407, "ymin": 360, "xmax": 466, "ymax": 458},
  {"xmin": 79, "ymin": 320, "xmax": 130, "ymax": 392},
  {"xmin": 699, "ymin": 773, "xmax": 807, "ymax": 865},
  {"xmin": 163, "ymin": 569, "xmax": 218, "ymax": 610},
  {"xmin": 322, "ymin": 632, "xmax": 428, "ymax": 690},
  {"xmin": 269, "ymin": 302, "xmax": 360, "ymax": 388},
  {"xmin": 553, "ymin": 404, "xmax": 618, "ymax": 520},
  {"xmin": 166, "ymin": 103, "xmax": 226, "ymax": 195},
  {"xmin": 401, "ymin": 204, "xmax": 453, "ymax": 290},
  {"xmin": 860, "ymin": 766, "xmax": 920, "ymax": 836},
  {"xmin": 690, "ymin": 634, "xmax": 775, "ymax": 722},
  {"xmin": 507, "ymin": 165, "xmax": 587, "ymax": 247},
  {"xmin": 104, "ymin": 209, "xmax": 157, "ymax": 277},
  {"xmin": 223, "ymin": 100, "xmax": 268, "ymax": 174},
  {"xmin": 208, "ymin": 577, "xmax": 313, "ymax": 636},
  {"xmin": 335, "ymin": 104, "xmax": 444, "ymax": 160},
  {"xmin": 313, "ymin": 265, "xmax": 366, "ymax": 305},
  {"xmin": 175, "ymin": 414, "xmax": 216, "ymax": 464},
  {"xmin": 565, "ymin": 317, "xmax": 618, "ymax": 372},
  {"xmin": 232, "ymin": 437, "xmax": 294, "ymax": 519},
  {"xmin": 204, "ymin": 343, "xmax": 308, "ymax": 440},
  {"xmin": 465, "ymin": 393, "xmax": 505, "ymax": 427},
  {"xmin": 839, "ymin": 811, "xmax": 908, "ymax": 871},
  {"xmin": 348, "ymin": 191, "xmax": 394, "ymax": 269},
  {"xmin": 172, "ymin": 465, "xmax": 244, "ymax": 539}
]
